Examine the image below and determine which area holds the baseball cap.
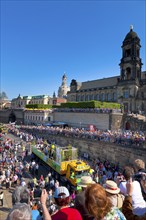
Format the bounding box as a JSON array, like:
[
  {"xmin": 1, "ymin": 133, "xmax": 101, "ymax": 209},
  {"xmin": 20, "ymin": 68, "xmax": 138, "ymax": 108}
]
[{"xmin": 54, "ymin": 186, "xmax": 70, "ymax": 199}]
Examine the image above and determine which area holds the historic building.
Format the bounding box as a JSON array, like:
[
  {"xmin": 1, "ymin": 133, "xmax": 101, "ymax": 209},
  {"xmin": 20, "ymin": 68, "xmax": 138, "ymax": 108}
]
[
  {"xmin": 58, "ymin": 73, "xmax": 70, "ymax": 98},
  {"xmin": 11, "ymin": 94, "xmax": 51, "ymax": 108},
  {"xmin": 67, "ymin": 26, "xmax": 146, "ymax": 113},
  {"xmin": 24, "ymin": 109, "xmax": 53, "ymax": 125}
]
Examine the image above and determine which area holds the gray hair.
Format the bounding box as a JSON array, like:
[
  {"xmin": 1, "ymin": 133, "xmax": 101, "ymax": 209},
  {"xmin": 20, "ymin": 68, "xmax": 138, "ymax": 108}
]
[
  {"xmin": 6, "ymin": 203, "xmax": 32, "ymax": 220},
  {"xmin": 12, "ymin": 186, "xmax": 30, "ymax": 205}
]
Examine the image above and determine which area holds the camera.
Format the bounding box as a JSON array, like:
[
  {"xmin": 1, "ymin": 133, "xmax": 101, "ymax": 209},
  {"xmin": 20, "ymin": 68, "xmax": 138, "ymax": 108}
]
[{"xmin": 132, "ymin": 172, "xmax": 146, "ymax": 182}]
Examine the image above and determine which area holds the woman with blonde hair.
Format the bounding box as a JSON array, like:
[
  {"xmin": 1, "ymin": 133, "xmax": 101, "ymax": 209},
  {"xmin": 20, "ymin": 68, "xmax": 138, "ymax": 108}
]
[{"xmin": 85, "ymin": 184, "xmax": 126, "ymax": 220}]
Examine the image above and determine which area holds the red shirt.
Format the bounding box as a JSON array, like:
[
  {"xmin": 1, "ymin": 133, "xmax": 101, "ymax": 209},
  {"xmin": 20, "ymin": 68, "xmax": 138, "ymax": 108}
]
[{"xmin": 52, "ymin": 207, "xmax": 82, "ymax": 220}]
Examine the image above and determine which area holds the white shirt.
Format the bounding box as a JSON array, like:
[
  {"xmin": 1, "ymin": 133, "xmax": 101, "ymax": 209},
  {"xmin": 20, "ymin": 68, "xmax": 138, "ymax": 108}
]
[{"xmin": 119, "ymin": 180, "xmax": 146, "ymax": 216}]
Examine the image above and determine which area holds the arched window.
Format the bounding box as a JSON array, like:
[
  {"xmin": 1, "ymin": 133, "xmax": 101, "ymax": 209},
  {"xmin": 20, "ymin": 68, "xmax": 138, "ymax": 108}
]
[{"xmin": 125, "ymin": 67, "xmax": 131, "ymax": 80}]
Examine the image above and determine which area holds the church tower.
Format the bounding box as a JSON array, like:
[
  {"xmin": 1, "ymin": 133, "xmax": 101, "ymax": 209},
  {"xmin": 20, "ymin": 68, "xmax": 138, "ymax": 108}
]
[
  {"xmin": 58, "ymin": 73, "xmax": 70, "ymax": 98},
  {"xmin": 119, "ymin": 25, "xmax": 143, "ymax": 83},
  {"xmin": 118, "ymin": 26, "xmax": 144, "ymax": 113}
]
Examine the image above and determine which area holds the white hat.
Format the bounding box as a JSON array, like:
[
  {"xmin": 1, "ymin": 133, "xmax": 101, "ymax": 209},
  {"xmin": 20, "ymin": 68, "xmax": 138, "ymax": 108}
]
[
  {"xmin": 54, "ymin": 186, "xmax": 70, "ymax": 198},
  {"xmin": 104, "ymin": 180, "xmax": 120, "ymax": 194},
  {"xmin": 78, "ymin": 176, "xmax": 95, "ymax": 188}
]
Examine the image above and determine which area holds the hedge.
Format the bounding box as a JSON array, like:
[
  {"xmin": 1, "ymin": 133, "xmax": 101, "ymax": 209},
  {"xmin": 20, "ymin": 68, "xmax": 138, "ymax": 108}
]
[
  {"xmin": 59, "ymin": 101, "xmax": 120, "ymax": 109},
  {"xmin": 26, "ymin": 104, "xmax": 52, "ymax": 109}
]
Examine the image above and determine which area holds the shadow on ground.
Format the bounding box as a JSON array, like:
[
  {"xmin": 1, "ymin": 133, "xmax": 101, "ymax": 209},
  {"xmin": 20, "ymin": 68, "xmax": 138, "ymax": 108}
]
[{"xmin": 0, "ymin": 207, "xmax": 11, "ymax": 213}]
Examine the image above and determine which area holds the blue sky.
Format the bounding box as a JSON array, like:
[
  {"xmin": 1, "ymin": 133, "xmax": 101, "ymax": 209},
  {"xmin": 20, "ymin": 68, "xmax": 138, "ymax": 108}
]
[{"xmin": 1, "ymin": 0, "xmax": 146, "ymax": 100}]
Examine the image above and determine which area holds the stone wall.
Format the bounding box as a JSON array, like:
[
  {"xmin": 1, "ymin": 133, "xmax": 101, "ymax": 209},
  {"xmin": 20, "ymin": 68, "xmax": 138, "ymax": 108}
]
[
  {"xmin": 0, "ymin": 109, "xmax": 24, "ymax": 124},
  {"xmin": 53, "ymin": 111, "xmax": 124, "ymax": 130},
  {"xmin": 35, "ymin": 133, "xmax": 146, "ymax": 168}
]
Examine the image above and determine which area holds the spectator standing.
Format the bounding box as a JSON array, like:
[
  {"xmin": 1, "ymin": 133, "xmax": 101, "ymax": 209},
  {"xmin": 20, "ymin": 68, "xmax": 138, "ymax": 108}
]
[
  {"xmin": 0, "ymin": 191, "xmax": 4, "ymax": 206},
  {"xmin": 104, "ymin": 180, "xmax": 125, "ymax": 210},
  {"xmin": 122, "ymin": 179, "xmax": 146, "ymax": 220},
  {"xmin": 85, "ymin": 184, "xmax": 126, "ymax": 220},
  {"xmin": 74, "ymin": 176, "xmax": 95, "ymax": 220},
  {"xmin": 52, "ymin": 186, "xmax": 83, "ymax": 220},
  {"xmin": 120, "ymin": 166, "xmax": 146, "ymax": 216}
]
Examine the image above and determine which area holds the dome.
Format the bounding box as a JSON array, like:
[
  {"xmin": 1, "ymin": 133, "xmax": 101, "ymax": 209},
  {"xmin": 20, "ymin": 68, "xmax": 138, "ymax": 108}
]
[{"xmin": 124, "ymin": 27, "xmax": 139, "ymax": 41}]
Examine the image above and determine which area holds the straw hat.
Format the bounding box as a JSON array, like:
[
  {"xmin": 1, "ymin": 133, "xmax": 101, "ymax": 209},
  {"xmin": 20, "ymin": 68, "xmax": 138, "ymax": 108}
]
[
  {"xmin": 104, "ymin": 180, "xmax": 120, "ymax": 194},
  {"xmin": 78, "ymin": 176, "xmax": 95, "ymax": 188}
]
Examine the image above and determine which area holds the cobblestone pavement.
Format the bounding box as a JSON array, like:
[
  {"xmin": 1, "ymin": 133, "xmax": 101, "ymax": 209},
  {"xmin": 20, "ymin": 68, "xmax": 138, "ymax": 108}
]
[{"xmin": 0, "ymin": 187, "xmax": 13, "ymax": 220}]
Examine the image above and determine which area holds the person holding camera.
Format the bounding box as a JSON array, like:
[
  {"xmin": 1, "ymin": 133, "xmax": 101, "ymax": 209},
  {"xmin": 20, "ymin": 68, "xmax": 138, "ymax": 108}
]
[
  {"xmin": 133, "ymin": 159, "xmax": 146, "ymax": 201},
  {"xmin": 122, "ymin": 178, "xmax": 146, "ymax": 220},
  {"xmin": 119, "ymin": 166, "xmax": 146, "ymax": 216}
]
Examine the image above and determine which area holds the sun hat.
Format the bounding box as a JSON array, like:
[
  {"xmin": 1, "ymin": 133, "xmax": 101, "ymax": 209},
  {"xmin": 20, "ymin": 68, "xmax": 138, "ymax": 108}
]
[
  {"xmin": 54, "ymin": 186, "xmax": 70, "ymax": 199},
  {"xmin": 78, "ymin": 176, "xmax": 95, "ymax": 188},
  {"xmin": 104, "ymin": 180, "xmax": 120, "ymax": 194}
]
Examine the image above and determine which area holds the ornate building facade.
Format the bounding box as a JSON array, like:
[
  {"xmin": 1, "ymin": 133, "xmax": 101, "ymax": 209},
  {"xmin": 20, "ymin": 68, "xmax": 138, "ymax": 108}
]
[
  {"xmin": 67, "ymin": 26, "xmax": 146, "ymax": 113},
  {"xmin": 11, "ymin": 94, "xmax": 51, "ymax": 108}
]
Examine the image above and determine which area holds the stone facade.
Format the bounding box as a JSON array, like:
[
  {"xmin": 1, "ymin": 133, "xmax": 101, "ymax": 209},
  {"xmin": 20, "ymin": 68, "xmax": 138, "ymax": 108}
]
[
  {"xmin": 0, "ymin": 109, "xmax": 24, "ymax": 124},
  {"xmin": 54, "ymin": 109, "xmax": 128, "ymax": 130},
  {"xmin": 67, "ymin": 27, "xmax": 146, "ymax": 114},
  {"xmin": 24, "ymin": 109, "xmax": 53, "ymax": 125},
  {"xmin": 11, "ymin": 94, "xmax": 51, "ymax": 108}
]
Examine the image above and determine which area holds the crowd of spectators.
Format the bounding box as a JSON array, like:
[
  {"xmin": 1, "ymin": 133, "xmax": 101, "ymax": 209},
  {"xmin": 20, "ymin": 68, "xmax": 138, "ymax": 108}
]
[
  {"xmin": 8, "ymin": 124, "xmax": 146, "ymax": 148},
  {"xmin": 54, "ymin": 107, "xmax": 121, "ymax": 114},
  {"xmin": 0, "ymin": 125, "xmax": 146, "ymax": 220}
]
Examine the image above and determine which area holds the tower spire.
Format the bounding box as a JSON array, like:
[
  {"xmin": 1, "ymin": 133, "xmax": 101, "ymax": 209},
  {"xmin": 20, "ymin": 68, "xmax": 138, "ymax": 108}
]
[{"xmin": 130, "ymin": 24, "xmax": 133, "ymax": 31}]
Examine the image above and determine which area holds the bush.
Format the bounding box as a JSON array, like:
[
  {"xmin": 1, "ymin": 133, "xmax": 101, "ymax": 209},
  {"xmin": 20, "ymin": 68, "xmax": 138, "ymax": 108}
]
[
  {"xmin": 59, "ymin": 101, "xmax": 120, "ymax": 109},
  {"xmin": 25, "ymin": 104, "xmax": 52, "ymax": 109}
]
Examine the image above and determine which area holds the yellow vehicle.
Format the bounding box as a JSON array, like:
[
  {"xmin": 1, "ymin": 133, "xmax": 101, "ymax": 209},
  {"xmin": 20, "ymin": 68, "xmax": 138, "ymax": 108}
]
[
  {"xmin": 32, "ymin": 144, "xmax": 91, "ymax": 189},
  {"xmin": 0, "ymin": 124, "xmax": 8, "ymax": 134}
]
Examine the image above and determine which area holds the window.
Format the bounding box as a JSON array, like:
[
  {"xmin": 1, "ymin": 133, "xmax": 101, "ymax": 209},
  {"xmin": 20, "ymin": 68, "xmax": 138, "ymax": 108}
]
[
  {"xmin": 124, "ymin": 90, "xmax": 129, "ymax": 98},
  {"xmin": 107, "ymin": 93, "xmax": 111, "ymax": 101},
  {"xmin": 90, "ymin": 94, "xmax": 94, "ymax": 100},
  {"xmin": 101, "ymin": 93, "xmax": 105, "ymax": 101},
  {"xmin": 96, "ymin": 94, "xmax": 99, "ymax": 101},
  {"xmin": 113, "ymin": 93, "xmax": 117, "ymax": 101},
  {"xmin": 81, "ymin": 95, "xmax": 85, "ymax": 101},
  {"xmin": 126, "ymin": 49, "xmax": 131, "ymax": 57},
  {"xmin": 85, "ymin": 95, "xmax": 88, "ymax": 101}
]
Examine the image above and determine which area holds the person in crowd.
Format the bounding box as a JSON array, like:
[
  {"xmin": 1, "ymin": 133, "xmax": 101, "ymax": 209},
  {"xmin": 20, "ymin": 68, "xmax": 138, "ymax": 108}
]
[
  {"xmin": 85, "ymin": 183, "xmax": 126, "ymax": 220},
  {"xmin": 40, "ymin": 187, "xmax": 83, "ymax": 220},
  {"xmin": 52, "ymin": 186, "xmax": 83, "ymax": 220},
  {"xmin": 0, "ymin": 191, "xmax": 4, "ymax": 206},
  {"xmin": 74, "ymin": 176, "xmax": 95, "ymax": 220},
  {"xmin": 5, "ymin": 176, "xmax": 10, "ymax": 189},
  {"xmin": 133, "ymin": 159, "xmax": 146, "ymax": 200},
  {"xmin": 104, "ymin": 180, "xmax": 124, "ymax": 210},
  {"xmin": 119, "ymin": 166, "xmax": 146, "ymax": 216},
  {"xmin": 12, "ymin": 185, "xmax": 30, "ymax": 205},
  {"xmin": 32, "ymin": 202, "xmax": 38, "ymax": 210},
  {"xmin": 122, "ymin": 178, "xmax": 146, "ymax": 220},
  {"xmin": 6, "ymin": 203, "xmax": 32, "ymax": 220},
  {"xmin": 40, "ymin": 189, "xmax": 52, "ymax": 220}
]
